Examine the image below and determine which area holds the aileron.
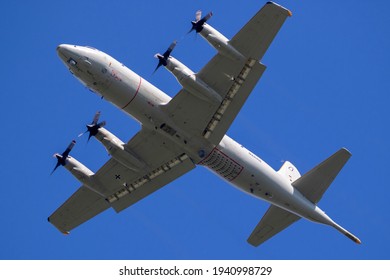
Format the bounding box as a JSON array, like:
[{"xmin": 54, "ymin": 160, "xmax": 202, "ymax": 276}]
[{"xmin": 110, "ymin": 153, "xmax": 194, "ymax": 212}]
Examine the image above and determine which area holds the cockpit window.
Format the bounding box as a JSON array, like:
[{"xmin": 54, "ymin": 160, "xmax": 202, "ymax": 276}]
[{"xmin": 67, "ymin": 58, "xmax": 77, "ymax": 66}]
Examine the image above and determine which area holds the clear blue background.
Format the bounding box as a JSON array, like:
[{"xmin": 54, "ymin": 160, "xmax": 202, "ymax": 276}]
[{"xmin": 1, "ymin": 0, "xmax": 388, "ymax": 259}]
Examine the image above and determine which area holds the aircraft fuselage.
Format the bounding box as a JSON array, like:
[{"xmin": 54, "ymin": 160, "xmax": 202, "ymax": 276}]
[{"xmin": 57, "ymin": 44, "xmax": 339, "ymax": 230}]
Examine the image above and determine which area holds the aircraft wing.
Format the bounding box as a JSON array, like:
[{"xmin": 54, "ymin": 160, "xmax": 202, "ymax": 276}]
[
  {"xmin": 229, "ymin": 2, "xmax": 292, "ymax": 61},
  {"xmin": 163, "ymin": 2, "xmax": 291, "ymax": 145},
  {"xmin": 48, "ymin": 127, "xmax": 195, "ymax": 234},
  {"xmin": 247, "ymin": 205, "xmax": 301, "ymax": 247}
]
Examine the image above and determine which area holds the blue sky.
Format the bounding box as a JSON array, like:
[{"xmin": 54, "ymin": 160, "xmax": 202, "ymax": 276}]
[{"xmin": 1, "ymin": 0, "xmax": 389, "ymax": 259}]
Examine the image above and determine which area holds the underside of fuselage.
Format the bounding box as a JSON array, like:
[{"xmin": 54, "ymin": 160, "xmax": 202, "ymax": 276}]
[{"xmin": 51, "ymin": 2, "xmax": 360, "ymax": 247}]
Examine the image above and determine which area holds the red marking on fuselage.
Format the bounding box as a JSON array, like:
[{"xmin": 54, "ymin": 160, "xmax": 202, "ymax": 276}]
[
  {"xmin": 111, "ymin": 69, "xmax": 122, "ymax": 81},
  {"xmin": 121, "ymin": 76, "xmax": 142, "ymax": 110}
]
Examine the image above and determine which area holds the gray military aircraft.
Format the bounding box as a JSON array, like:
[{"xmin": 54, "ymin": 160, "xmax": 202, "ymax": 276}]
[{"xmin": 50, "ymin": 2, "xmax": 361, "ymax": 247}]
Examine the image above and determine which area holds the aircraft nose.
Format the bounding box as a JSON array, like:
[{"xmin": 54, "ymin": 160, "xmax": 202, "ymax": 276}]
[
  {"xmin": 56, "ymin": 44, "xmax": 63, "ymax": 52},
  {"xmin": 56, "ymin": 44, "xmax": 74, "ymax": 58}
]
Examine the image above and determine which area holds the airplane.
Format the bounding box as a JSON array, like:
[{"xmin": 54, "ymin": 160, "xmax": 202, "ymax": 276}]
[{"xmin": 49, "ymin": 1, "xmax": 361, "ymax": 247}]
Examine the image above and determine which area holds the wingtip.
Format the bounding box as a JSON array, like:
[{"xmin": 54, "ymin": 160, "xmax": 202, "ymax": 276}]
[
  {"xmin": 341, "ymin": 147, "xmax": 352, "ymax": 156},
  {"xmin": 266, "ymin": 1, "xmax": 292, "ymax": 17}
]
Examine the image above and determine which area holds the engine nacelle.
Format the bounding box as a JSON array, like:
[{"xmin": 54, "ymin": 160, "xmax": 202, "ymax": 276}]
[
  {"xmin": 63, "ymin": 156, "xmax": 94, "ymax": 186},
  {"xmin": 94, "ymin": 127, "xmax": 145, "ymax": 171},
  {"xmin": 199, "ymin": 24, "xmax": 245, "ymax": 62},
  {"xmin": 165, "ymin": 57, "xmax": 222, "ymax": 104}
]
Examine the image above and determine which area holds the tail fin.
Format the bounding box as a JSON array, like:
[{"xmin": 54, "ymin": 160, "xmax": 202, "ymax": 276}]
[
  {"xmin": 277, "ymin": 161, "xmax": 301, "ymax": 183},
  {"xmin": 292, "ymin": 148, "xmax": 352, "ymax": 204},
  {"xmin": 292, "ymin": 148, "xmax": 361, "ymax": 244}
]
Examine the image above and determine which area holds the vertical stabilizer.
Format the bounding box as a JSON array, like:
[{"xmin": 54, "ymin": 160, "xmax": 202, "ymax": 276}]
[
  {"xmin": 291, "ymin": 148, "xmax": 361, "ymax": 244},
  {"xmin": 277, "ymin": 161, "xmax": 301, "ymax": 183}
]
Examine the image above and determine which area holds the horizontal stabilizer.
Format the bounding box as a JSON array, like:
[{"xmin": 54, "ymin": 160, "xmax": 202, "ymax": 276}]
[
  {"xmin": 247, "ymin": 205, "xmax": 300, "ymax": 247},
  {"xmin": 292, "ymin": 148, "xmax": 352, "ymax": 204}
]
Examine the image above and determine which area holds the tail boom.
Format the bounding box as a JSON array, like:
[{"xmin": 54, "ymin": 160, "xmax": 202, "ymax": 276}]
[{"xmin": 332, "ymin": 222, "xmax": 362, "ymax": 244}]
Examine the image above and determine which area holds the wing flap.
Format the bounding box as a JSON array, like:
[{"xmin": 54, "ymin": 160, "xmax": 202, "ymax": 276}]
[
  {"xmin": 292, "ymin": 148, "xmax": 352, "ymax": 204},
  {"xmin": 48, "ymin": 186, "xmax": 110, "ymax": 233},
  {"xmin": 247, "ymin": 205, "xmax": 300, "ymax": 247},
  {"xmin": 109, "ymin": 154, "xmax": 195, "ymax": 212},
  {"xmin": 230, "ymin": 2, "xmax": 292, "ymax": 61},
  {"xmin": 202, "ymin": 60, "xmax": 266, "ymax": 144}
]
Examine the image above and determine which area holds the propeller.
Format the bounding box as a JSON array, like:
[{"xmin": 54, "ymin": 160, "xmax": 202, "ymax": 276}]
[
  {"xmin": 78, "ymin": 111, "xmax": 106, "ymax": 142},
  {"xmin": 153, "ymin": 41, "xmax": 177, "ymax": 73},
  {"xmin": 189, "ymin": 10, "xmax": 213, "ymax": 33},
  {"xmin": 51, "ymin": 140, "xmax": 76, "ymax": 175}
]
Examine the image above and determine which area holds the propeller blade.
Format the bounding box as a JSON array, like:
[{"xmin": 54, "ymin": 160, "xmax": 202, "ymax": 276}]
[
  {"xmin": 62, "ymin": 140, "xmax": 76, "ymax": 158},
  {"xmin": 203, "ymin": 11, "xmax": 213, "ymax": 22},
  {"xmin": 51, "ymin": 161, "xmax": 61, "ymax": 175},
  {"xmin": 189, "ymin": 11, "xmax": 212, "ymax": 33},
  {"xmin": 163, "ymin": 40, "xmax": 177, "ymax": 59},
  {"xmin": 78, "ymin": 130, "xmax": 88, "ymax": 138},
  {"xmin": 195, "ymin": 10, "xmax": 202, "ymax": 22},
  {"xmin": 92, "ymin": 111, "xmax": 101, "ymax": 125},
  {"xmin": 79, "ymin": 112, "xmax": 106, "ymax": 141},
  {"xmin": 51, "ymin": 140, "xmax": 76, "ymax": 175},
  {"xmin": 87, "ymin": 132, "xmax": 93, "ymax": 143},
  {"xmin": 154, "ymin": 41, "xmax": 177, "ymax": 73},
  {"xmin": 97, "ymin": 121, "xmax": 106, "ymax": 128},
  {"xmin": 153, "ymin": 60, "xmax": 163, "ymax": 74}
]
